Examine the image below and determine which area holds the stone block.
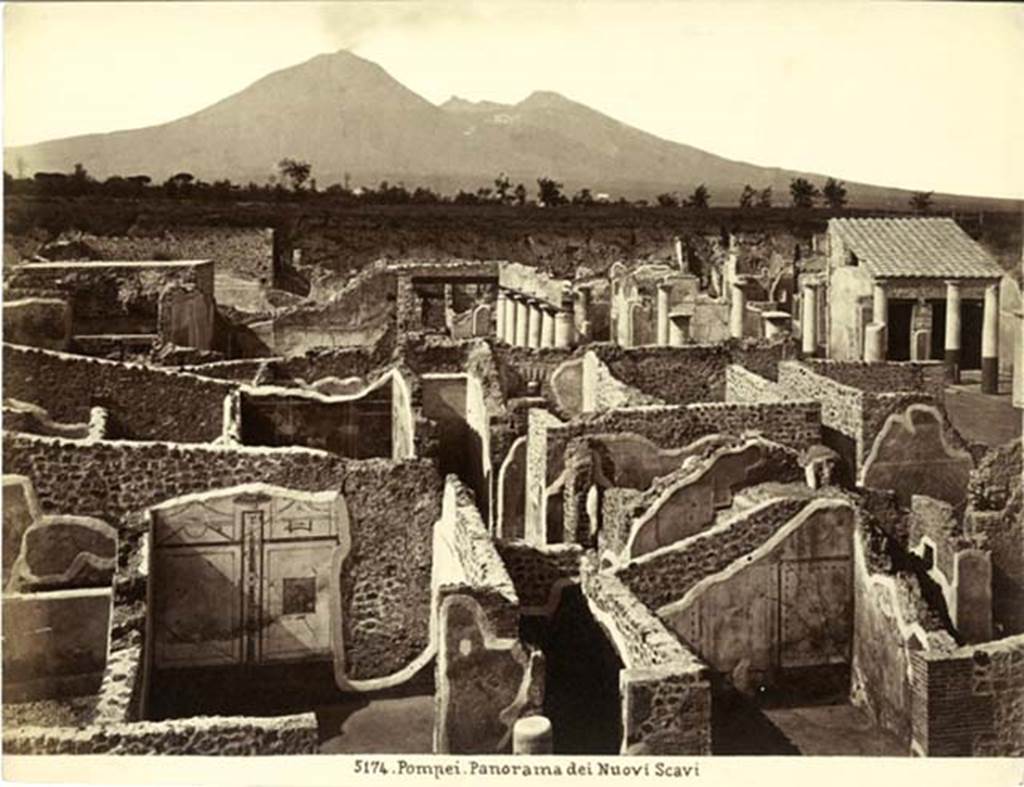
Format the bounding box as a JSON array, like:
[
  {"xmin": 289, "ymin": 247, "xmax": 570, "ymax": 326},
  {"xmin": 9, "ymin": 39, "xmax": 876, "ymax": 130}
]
[
  {"xmin": 3, "ymin": 475, "xmax": 41, "ymax": 588},
  {"xmin": 434, "ymin": 594, "xmax": 544, "ymax": 754},
  {"xmin": 2, "ymin": 588, "xmax": 112, "ymax": 702},
  {"xmin": 3, "ymin": 297, "xmax": 72, "ymax": 351},
  {"xmin": 10, "ymin": 515, "xmax": 117, "ymax": 592}
]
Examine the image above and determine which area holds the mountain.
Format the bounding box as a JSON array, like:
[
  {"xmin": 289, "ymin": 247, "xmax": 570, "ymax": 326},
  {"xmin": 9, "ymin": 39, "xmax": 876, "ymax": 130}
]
[{"xmin": 2, "ymin": 49, "xmax": 1009, "ymax": 207}]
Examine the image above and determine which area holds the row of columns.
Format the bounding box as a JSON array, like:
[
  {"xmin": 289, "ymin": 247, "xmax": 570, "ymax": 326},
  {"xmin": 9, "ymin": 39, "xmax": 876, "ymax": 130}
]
[
  {"xmin": 865, "ymin": 278, "xmax": 1001, "ymax": 395},
  {"xmin": 496, "ymin": 289, "xmax": 574, "ymax": 349}
]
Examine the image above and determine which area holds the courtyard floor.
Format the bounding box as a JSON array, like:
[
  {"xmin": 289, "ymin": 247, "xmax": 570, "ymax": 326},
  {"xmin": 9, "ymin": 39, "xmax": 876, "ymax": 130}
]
[
  {"xmin": 318, "ymin": 695, "xmax": 435, "ymax": 754},
  {"xmin": 944, "ymin": 371, "xmax": 1021, "ymax": 447}
]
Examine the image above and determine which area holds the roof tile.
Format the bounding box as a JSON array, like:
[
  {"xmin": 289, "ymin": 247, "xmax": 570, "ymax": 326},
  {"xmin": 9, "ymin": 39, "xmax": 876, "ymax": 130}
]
[{"xmin": 829, "ymin": 217, "xmax": 1003, "ymax": 279}]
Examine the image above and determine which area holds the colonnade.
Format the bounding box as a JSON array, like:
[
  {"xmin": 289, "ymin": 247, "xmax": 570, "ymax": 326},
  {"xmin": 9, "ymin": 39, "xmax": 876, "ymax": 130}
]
[
  {"xmin": 863, "ymin": 277, "xmax": 1001, "ymax": 395},
  {"xmin": 495, "ymin": 289, "xmax": 575, "ymax": 348}
]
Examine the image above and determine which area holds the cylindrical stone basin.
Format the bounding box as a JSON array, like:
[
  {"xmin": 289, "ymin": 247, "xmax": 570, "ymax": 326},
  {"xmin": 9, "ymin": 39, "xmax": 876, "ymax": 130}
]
[{"xmin": 513, "ymin": 715, "xmax": 553, "ymax": 754}]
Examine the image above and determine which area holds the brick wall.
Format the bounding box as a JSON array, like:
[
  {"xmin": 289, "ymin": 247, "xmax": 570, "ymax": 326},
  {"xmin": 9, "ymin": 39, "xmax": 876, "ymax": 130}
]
[
  {"xmin": 910, "ymin": 635, "xmax": 1024, "ymax": 756},
  {"xmin": 4, "ymin": 344, "xmax": 233, "ymax": 442}
]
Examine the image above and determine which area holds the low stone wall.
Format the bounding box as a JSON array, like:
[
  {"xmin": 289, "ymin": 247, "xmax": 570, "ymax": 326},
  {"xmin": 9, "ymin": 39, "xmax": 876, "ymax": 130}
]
[
  {"xmin": 2, "ymin": 297, "xmax": 71, "ymax": 351},
  {"xmin": 582, "ymin": 350, "xmax": 663, "ymax": 413},
  {"xmin": 802, "ymin": 359, "xmax": 947, "ymax": 400},
  {"xmin": 3, "ymin": 433, "xmax": 442, "ymax": 680},
  {"xmin": 4, "ymin": 344, "xmax": 234, "ymax": 442},
  {"xmin": 724, "ymin": 364, "xmax": 786, "ymax": 403},
  {"xmin": 2, "ymin": 712, "xmax": 320, "ymax": 755},
  {"xmin": 495, "ymin": 541, "xmax": 582, "ymax": 615},
  {"xmin": 587, "ymin": 339, "xmax": 795, "ymax": 406},
  {"xmin": 910, "ymin": 634, "xmax": 1024, "ymax": 756},
  {"xmin": 182, "ymin": 357, "xmax": 280, "ymax": 383},
  {"xmin": 2, "ymin": 588, "xmax": 112, "ymax": 703},
  {"xmin": 581, "ymin": 566, "xmax": 711, "ymax": 755},
  {"xmin": 615, "ymin": 497, "xmax": 808, "ymax": 610}
]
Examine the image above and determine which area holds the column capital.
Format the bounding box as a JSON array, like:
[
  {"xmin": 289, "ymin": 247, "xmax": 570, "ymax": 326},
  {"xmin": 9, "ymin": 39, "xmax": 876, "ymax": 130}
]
[{"xmin": 944, "ymin": 279, "xmax": 964, "ymax": 289}]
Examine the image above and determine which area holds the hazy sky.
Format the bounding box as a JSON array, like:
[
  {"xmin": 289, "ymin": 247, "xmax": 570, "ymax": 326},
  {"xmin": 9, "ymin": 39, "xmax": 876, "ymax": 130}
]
[{"xmin": 4, "ymin": 2, "xmax": 1023, "ymax": 198}]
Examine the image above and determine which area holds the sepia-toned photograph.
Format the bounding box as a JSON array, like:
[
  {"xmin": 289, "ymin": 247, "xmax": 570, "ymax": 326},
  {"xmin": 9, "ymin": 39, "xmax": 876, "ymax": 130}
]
[{"xmin": 1, "ymin": 1, "xmax": 1022, "ymax": 783}]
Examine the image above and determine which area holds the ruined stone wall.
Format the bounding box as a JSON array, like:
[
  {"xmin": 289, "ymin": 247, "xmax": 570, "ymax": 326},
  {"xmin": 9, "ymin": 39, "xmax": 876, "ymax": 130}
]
[
  {"xmin": 8, "ymin": 261, "xmax": 213, "ymax": 336},
  {"xmin": 910, "ymin": 634, "xmax": 1024, "ymax": 756},
  {"xmin": 582, "ymin": 350, "xmax": 663, "ymax": 413},
  {"xmin": 444, "ymin": 480, "xmax": 517, "ymax": 600},
  {"xmin": 777, "ymin": 360, "xmax": 863, "ymax": 442},
  {"xmin": 59, "ymin": 227, "xmax": 276, "ymax": 283},
  {"xmin": 182, "ymin": 357, "xmax": 280, "ymax": 383},
  {"xmin": 434, "ymin": 477, "xmax": 545, "ymax": 755},
  {"xmin": 581, "ymin": 567, "xmax": 711, "ymax": 755},
  {"xmin": 2, "ymin": 712, "xmax": 319, "ymax": 755},
  {"xmin": 588, "ymin": 339, "xmax": 795, "ymax": 406},
  {"xmin": 850, "ymin": 524, "xmax": 947, "ymax": 748},
  {"xmin": 525, "ymin": 409, "xmax": 564, "ymax": 544},
  {"xmin": 615, "ymin": 498, "xmax": 808, "ymax": 610},
  {"xmin": 967, "ymin": 439, "xmax": 1023, "ymax": 635},
  {"xmin": 531, "ymin": 402, "xmax": 820, "ymax": 547},
  {"xmin": 802, "ymin": 359, "xmax": 947, "ymax": 399},
  {"xmin": 4, "ymin": 344, "xmax": 233, "ymax": 442},
  {"xmin": 3, "ymin": 433, "xmax": 442, "ymax": 679},
  {"xmin": 724, "ymin": 364, "xmax": 786, "ymax": 403},
  {"xmin": 495, "ymin": 541, "xmax": 582, "ymax": 613}
]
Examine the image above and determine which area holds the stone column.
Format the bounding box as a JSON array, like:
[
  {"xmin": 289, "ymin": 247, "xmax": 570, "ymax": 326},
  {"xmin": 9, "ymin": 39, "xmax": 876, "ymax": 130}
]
[
  {"xmin": 527, "ymin": 300, "xmax": 542, "ymax": 349},
  {"xmin": 515, "ymin": 296, "xmax": 529, "ymax": 347},
  {"xmin": 540, "ymin": 306, "xmax": 556, "ymax": 348},
  {"xmin": 656, "ymin": 283, "xmax": 671, "ymax": 345},
  {"xmin": 673, "ymin": 236, "xmax": 684, "ymax": 269},
  {"xmin": 503, "ymin": 292, "xmax": 517, "ymax": 344},
  {"xmin": 867, "ymin": 279, "xmax": 888, "ymax": 361},
  {"xmin": 669, "ymin": 313, "xmax": 690, "ymax": 346},
  {"xmin": 872, "ymin": 280, "xmax": 888, "ymax": 327},
  {"xmin": 1013, "ymin": 310, "xmax": 1024, "ymax": 409},
  {"xmin": 576, "ymin": 287, "xmax": 592, "ymax": 342},
  {"xmin": 944, "ymin": 280, "xmax": 962, "ymax": 382},
  {"xmin": 496, "ymin": 290, "xmax": 507, "ymax": 340},
  {"xmin": 729, "ymin": 278, "xmax": 747, "ymax": 339},
  {"xmin": 554, "ymin": 309, "xmax": 574, "ymax": 348},
  {"xmin": 981, "ymin": 281, "xmax": 1000, "ymax": 394},
  {"xmin": 801, "ymin": 282, "xmax": 818, "ymax": 356},
  {"xmin": 864, "ymin": 323, "xmax": 887, "ymax": 363}
]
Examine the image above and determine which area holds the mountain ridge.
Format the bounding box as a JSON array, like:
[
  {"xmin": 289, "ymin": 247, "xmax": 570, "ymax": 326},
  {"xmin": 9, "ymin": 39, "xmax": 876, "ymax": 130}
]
[{"xmin": 5, "ymin": 49, "xmax": 1015, "ymax": 208}]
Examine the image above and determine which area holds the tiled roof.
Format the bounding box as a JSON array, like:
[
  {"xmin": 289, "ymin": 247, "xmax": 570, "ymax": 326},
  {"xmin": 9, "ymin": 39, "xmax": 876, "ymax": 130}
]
[{"xmin": 829, "ymin": 217, "xmax": 1004, "ymax": 279}]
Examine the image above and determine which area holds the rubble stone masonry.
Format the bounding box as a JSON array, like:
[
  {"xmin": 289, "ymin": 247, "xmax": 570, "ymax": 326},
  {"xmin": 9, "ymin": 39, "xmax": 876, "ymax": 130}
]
[
  {"xmin": 4, "ymin": 344, "xmax": 234, "ymax": 442},
  {"xmin": 3, "ymin": 433, "xmax": 441, "ymax": 679}
]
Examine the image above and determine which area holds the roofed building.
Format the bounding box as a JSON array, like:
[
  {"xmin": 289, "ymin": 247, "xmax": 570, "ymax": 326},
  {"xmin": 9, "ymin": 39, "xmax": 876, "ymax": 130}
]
[{"xmin": 813, "ymin": 217, "xmax": 1010, "ymax": 393}]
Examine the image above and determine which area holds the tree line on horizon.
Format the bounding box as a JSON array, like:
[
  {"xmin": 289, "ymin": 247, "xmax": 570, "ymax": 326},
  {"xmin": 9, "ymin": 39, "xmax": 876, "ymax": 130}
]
[{"xmin": 3, "ymin": 160, "xmax": 936, "ymax": 213}]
